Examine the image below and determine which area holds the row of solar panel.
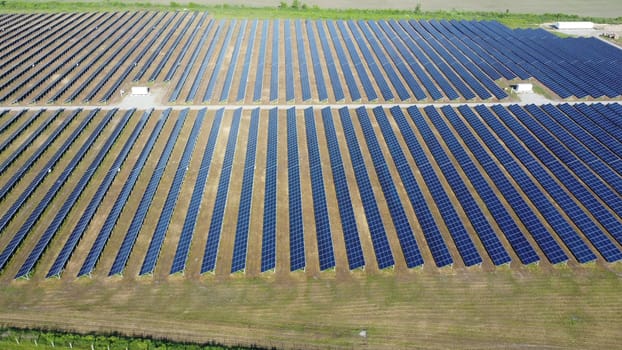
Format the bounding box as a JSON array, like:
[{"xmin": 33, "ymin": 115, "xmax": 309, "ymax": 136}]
[{"xmin": 0, "ymin": 104, "xmax": 621, "ymax": 279}]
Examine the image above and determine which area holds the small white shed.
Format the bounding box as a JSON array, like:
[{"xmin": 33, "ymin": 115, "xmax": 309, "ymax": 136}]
[
  {"xmin": 555, "ymin": 22, "xmax": 593, "ymax": 30},
  {"xmin": 513, "ymin": 83, "xmax": 533, "ymax": 93},
  {"xmin": 131, "ymin": 86, "xmax": 150, "ymax": 95}
]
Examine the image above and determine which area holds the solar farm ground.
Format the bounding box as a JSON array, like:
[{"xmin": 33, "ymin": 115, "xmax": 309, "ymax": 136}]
[{"xmin": 1, "ymin": 9, "xmax": 622, "ymax": 350}]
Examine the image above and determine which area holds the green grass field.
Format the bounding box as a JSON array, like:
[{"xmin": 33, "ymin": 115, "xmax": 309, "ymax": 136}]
[
  {"xmin": 1, "ymin": 265, "xmax": 621, "ymax": 349},
  {"xmin": 2, "ymin": 0, "xmax": 622, "ymax": 27}
]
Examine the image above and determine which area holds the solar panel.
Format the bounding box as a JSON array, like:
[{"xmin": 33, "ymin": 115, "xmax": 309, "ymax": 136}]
[
  {"xmin": 443, "ymin": 106, "xmax": 541, "ymax": 264},
  {"xmin": 252, "ymin": 20, "xmax": 269, "ymax": 102},
  {"xmin": 0, "ymin": 109, "xmax": 91, "ymax": 233},
  {"xmin": 288, "ymin": 108, "xmax": 306, "ymax": 271},
  {"xmin": 109, "ymin": 109, "xmax": 187, "ymax": 276},
  {"xmin": 305, "ymin": 20, "xmax": 329, "ymax": 102},
  {"xmin": 367, "ymin": 107, "xmax": 452, "ymax": 267},
  {"xmin": 78, "ymin": 109, "xmax": 170, "ymax": 277},
  {"xmin": 185, "ymin": 20, "xmax": 222, "ymax": 102},
  {"xmin": 203, "ymin": 20, "xmax": 237, "ymax": 102},
  {"xmin": 270, "ymin": 19, "xmax": 279, "ymax": 102},
  {"xmin": 261, "ymin": 108, "xmax": 279, "ymax": 272},
  {"xmin": 355, "ymin": 107, "xmax": 424, "ymax": 268},
  {"xmin": 399, "ymin": 106, "xmax": 500, "ymax": 265},
  {"xmin": 325, "ymin": 21, "xmax": 361, "ymax": 101},
  {"xmin": 231, "ymin": 108, "xmax": 260, "ymax": 273},
  {"xmin": 336, "ymin": 21, "xmax": 378, "ymax": 101},
  {"xmin": 295, "ymin": 20, "xmax": 312, "ymax": 101},
  {"xmin": 492, "ymin": 105, "xmax": 622, "ymax": 255},
  {"xmin": 303, "ymin": 108, "xmax": 336, "ymax": 270},
  {"xmin": 164, "ymin": 12, "xmax": 209, "ymax": 81},
  {"xmin": 140, "ymin": 109, "xmax": 204, "ymax": 275},
  {"xmin": 170, "ymin": 109, "xmax": 224, "ymax": 275},
  {"xmin": 0, "ymin": 109, "xmax": 118, "ymax": 273},
  {"xmin": 338, "ymin": 107, "xmax": 394, "ymax": 269},
  {"xmin": 16, "ymin": 109, "xmax": 139, "ymax": 279},
  {"xmin": 321, "ymin": 108, "xmax": 365, "ymax": 270},
  {"xmin": 47, "ymin": 109, "xmax": 153, "ymax": 278},
  {"xmin": 168, "ymin": 17, "xmax": 215, "ymax": 102},
  {"xmin": 201, "ymin": 108, "xmax": 243, "ymax": 273},
  {"xmin": 0, "ymin": 109, "xmax": 60, "ymax": 177},
  {"xmin": 236, "ymin": 19, "xmax": 258, "ymax": 102}
]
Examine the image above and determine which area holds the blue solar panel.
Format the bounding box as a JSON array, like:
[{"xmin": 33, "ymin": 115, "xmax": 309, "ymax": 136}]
[
  {"xmin": 185, "ymin": 20, "xmax": 222, "ymax": 102},
  {"xmin": 201, "ymin": 109, "xmax": 243, "ymax": 273},
  {"xmin": 0, "ymin": 109, "xmax": 60, "ymax": 177},
  {"xmin": 321, "ymin": 108, "xmax": 365, "ymax": 270},
  {"xmin": 464, "ymin": 105, "xmax": 569, "ymax": 264},
  {"xmin": 140, "ymin": 109, "xmax": 204, "ymax": 275},
  {"xmin": 170, "ymin": 109, "xmax": 224, "ymax": 274},
  {"xmin": 220, "ymin": 20, "xmax": 250, "ymax": 102},
  {"xmin": 420, "ymin": 107, "xmax": 512, "ymax": 265},
  {"xmin": 287, "ymin": 108, "xmax": 306, "ymax": 271},
  {"xmin": 139, "ymin": 12, "xmax": 187, "ymax": 81},
  {"xmin": 270, "ymin": 20, "xmax": 279, "ymax": 102},
  {"xmin": 524, "ymin": 104, "xmax": 622, "ymax": 194},
  {"xmin": 484, "ymin": 105, "xmax": 611, "ymax": 263},
  {"xmin": 493, "ymin": 105, "xmax": 622, "ymax": 255},
  {"xmin": 507, "ymin": 104, "xmax": 622, "ymax": 215},
  {"xmin": 0, "ymin": 109, "xmax": 90, "ymax": 233},
  {"xmin": 78, "ymin": 110, "xmax": 169, "ymax": 277},
  {"xmin": 441, "ymin": 106, "xmax": 541, "ymax": 264},
  {"xmin": 169, "ymin": 17, "xmax": 215, "ymax": 102},
  {"xmin": 46, "ymin": 109, "xmax": 153, "ymax": 278},
  {"xmin": 369, "ymin": 21, "xmax": 427, "ymax": 101},
  {"xmin": 203, "ymin": 20, "xmax": 237, "ymax": 102},
  {"xmin": 284, "ymin": 19, "xmax": 295, "ymax": 102},
  {"xmin": 367, "ymin": 107, "xmax": 451, "ymax": 267},
  {"xmin": 252, "ymin": 20, "xmax": 269, "ymax": 102},
  {"xmin": 393, "ymin": 107, "xmax": 483, "ymax": 266},
  {"xmin": 99, "ymin": 13, "xmax": 173, "ymax": 102},
  {"xmin": 357, "ymin": 20, "xmax": 411, "ymax": 101},
  {"xmin": 236, "ymin": 19, "xmax": 257, "ymax": 102},
  {"xmin": 164, "ymin": 12, "xmax": 209, "ymax": 81},
  {"xmin": 0, "ymin": 109, "xmax": 117, "ymax": 273},
  {"xmin": 567, "ymin": 103, "xmax": 622, "ymax": 159},
  {"xmin": 109, "ymin": 110, "xmax": 187, "ymax": 276},
  {"xmin": 305, "ymin": 20, "xmax": 328, "ymax": 102},
  {"xmin": 16, "ymin": 109, "xmax": 139, "ymax": 279},
  {"xmin": 0, "ymin": 109, "xmax": 40, "ymax": 154},
  {"xmin": 261, "ymin": 108, "xmax": 279, "ymax": 272},
  {"xmin": 355, "ymin": 107, "xmax": 424, "ymax": 268},
  {"xmin": 336, "ymin": 21, "xmax": 378, "ymax": 101},
  {"xmin": 315, "ymin": 20, "xmax": 345, "ymax": 101},
  {"xmin": 325, "ymin": 21, "xmax": 361, "ymax": 101},
  {"xmin": 295, "ymin": 20, "xmax": 312, "ymax": 101},
  {"xmin": 337, "ymin": 107, "xmax": 394, "ymax": 269},
  {"xmin": 348, "ymin": 21, "xmax": 398, "ymax": 101},
  {"xmin": 396, "ymin": 20, "xmax": 460, "ymax": 100},
  {"xmin": 40, "ymin": 13, "xmax": 142, "ymax": 103},
  {"xmin": 541, "ymin": 104, "xmax": 621, "ymax": 175},
  {"xmin": 303, "ymin": 108, "xmax": 336, "ymax": 270},
  {"xmin": 231, "ymin": 108, "xmax": 260, "ymax": 273}
]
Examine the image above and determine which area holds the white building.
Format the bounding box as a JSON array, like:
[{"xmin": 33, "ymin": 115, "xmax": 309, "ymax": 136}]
[{"xmin": 131, "ymin": 86, "xmax": 150, "ymax": 95}]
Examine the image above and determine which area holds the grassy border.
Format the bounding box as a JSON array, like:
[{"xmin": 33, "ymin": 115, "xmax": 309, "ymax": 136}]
[{"xmin": 1, "ymin": 1, "xmax": 621, "ymax": 27}]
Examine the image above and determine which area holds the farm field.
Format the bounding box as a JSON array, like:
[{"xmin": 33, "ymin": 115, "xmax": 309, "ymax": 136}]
[{"xmin": 0, "ymin": 7, "xmax": 622, "ymax": 349}]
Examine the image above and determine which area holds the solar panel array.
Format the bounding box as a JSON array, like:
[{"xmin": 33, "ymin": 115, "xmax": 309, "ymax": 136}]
[
  {"xmin": 1, "ymin": 11, "xmax": 622, "ymax": 280},
  {"xmin": 0, "ymin": 104, "xmax": 621, "ymax": 279},
  {"xmin": 2, "ymin": 13, "xmax": 622, "ymax": 104}
]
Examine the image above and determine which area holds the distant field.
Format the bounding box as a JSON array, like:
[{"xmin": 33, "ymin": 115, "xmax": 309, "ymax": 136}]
[{"xmin": 17, "ymin": 0, "xmax": 622, "ymax": 18}]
